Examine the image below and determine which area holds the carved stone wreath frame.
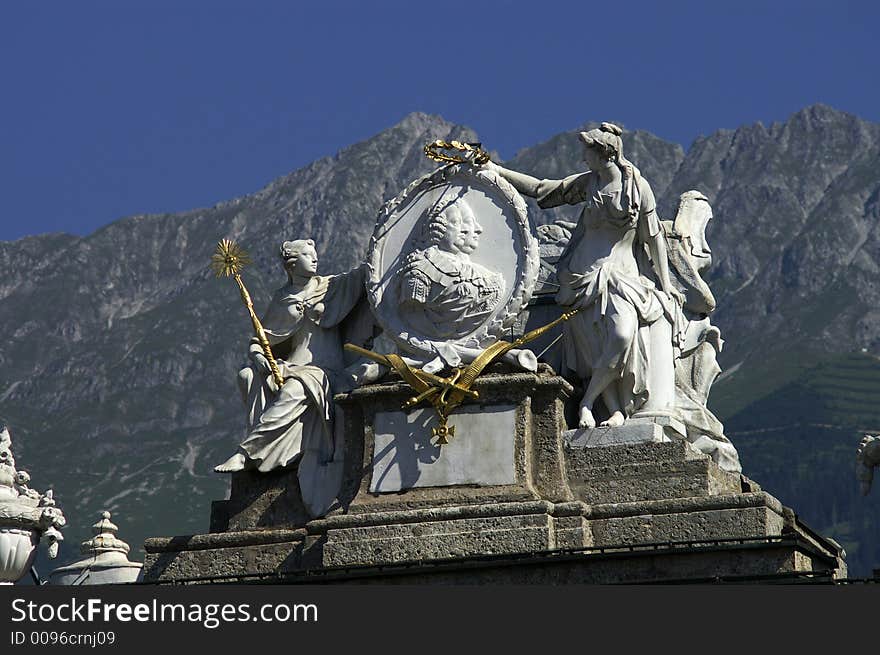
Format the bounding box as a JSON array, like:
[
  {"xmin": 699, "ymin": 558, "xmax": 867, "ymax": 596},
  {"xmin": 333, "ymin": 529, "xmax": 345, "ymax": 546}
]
[{"xmin": 366, "ymin": 163, "xmax": 540, "ymax": 359}]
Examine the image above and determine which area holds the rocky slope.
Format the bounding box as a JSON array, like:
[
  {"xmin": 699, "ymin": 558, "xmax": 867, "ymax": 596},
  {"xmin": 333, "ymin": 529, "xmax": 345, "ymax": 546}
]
[{"xmin": 3, "ymin": 105, "xmax": 880, "ymax": 576}]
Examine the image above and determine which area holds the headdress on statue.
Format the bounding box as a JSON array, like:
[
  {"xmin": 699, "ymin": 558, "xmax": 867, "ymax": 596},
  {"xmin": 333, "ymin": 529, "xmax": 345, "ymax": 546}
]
[{"xmin": 578, "ymin": 122, "xmax": 624, "ymax": 161}]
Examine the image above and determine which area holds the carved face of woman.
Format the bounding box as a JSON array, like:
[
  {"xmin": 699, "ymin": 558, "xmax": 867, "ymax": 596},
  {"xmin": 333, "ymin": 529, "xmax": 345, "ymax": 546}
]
[
  {"xmin": 287, "ymin": 244, "xmax": 319, "ymax": 278},
  {"xmin": 582, "ymin": 144, "xmax": 606, "ymax": 171}
]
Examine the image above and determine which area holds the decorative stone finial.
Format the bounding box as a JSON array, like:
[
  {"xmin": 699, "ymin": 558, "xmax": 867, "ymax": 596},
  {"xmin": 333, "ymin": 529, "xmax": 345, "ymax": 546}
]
[
  {"xmin": 49, "ymin": 508, "xmax": 142, "ymax": 585},
  {"xmin": 81, "ymin": 510, "xmax": 130, "ymax": 556}
]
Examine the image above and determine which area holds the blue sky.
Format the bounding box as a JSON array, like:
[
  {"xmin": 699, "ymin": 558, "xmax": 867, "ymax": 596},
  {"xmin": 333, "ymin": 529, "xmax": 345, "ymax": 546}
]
[{"xmin": 1, "ymin": 0, "xmax": 877, "ymax": 241}]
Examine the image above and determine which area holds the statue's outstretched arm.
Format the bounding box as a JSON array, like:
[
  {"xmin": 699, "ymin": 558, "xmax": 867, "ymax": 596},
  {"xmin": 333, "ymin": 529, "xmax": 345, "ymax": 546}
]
[{"xmin": 485, "ymin": 161, "xmax": 542, "ymax": 198}]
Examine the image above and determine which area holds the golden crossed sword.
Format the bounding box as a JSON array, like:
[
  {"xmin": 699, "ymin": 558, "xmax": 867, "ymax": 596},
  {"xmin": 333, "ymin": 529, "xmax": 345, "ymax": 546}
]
[{"xmin": 345, "ymin": 309, "xmax": 579, "ymax": 445}]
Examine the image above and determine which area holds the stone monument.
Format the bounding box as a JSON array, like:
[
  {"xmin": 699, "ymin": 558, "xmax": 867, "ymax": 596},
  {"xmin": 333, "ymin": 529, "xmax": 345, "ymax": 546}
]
[
  {"xmin": 143, "ymin": 133, "xmax": 846, "ymax": 584},
  {"xmin": 0, "ymin": 426, "xmax": 66, "ymax": 584}
]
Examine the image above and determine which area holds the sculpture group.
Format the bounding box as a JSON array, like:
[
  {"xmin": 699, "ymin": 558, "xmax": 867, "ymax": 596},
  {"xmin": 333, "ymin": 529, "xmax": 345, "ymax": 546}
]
[{"xmin": 213, "ymin": 122, "xmax": 742, "ymax": 514}]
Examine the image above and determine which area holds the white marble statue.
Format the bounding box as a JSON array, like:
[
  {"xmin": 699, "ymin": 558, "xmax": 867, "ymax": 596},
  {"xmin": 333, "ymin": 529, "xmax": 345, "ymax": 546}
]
[
  {"xmin": 216, "ymin": 239, "xmax": 374, "ymax": 480},
  {"xmin": 398, "ymin": 192, "xmax": 505, "ymax": 340},
  {"xmin": 487, "ymin": 123, "xmax": 681, "ymax": 429},
  {"xmin": 857, "ymin": 434, "xmax": 880, "ymax": 495},
  {"xmin": 664, "ymin": 191, "xmax": 740, "ymax": 472}
]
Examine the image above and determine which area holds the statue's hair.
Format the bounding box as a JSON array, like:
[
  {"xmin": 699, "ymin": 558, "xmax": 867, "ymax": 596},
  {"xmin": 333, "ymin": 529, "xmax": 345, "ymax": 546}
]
[
  {"xmin": 579, "ymin": 122, "xmax": 624, "ymax": 160},
  {"xmin": 424, "ymin": 204, "xmax": 461, "ymax": 246},
  {"xmin": 422, "ymin": 190, "xmax": 469, "ymax": 247},
  {"xmin": 279, "ymin": 239, "xmax": 316, "ymax": 264}
]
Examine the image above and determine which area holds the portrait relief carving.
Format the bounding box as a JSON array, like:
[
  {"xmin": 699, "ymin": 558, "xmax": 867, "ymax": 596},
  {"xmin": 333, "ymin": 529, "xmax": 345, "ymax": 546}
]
[
  {"xmin": 396, "ymin": 191, "xmax": 505, "ymax": 341},
  {"xmin": 367, "ymin": 163, "xmax": 540, "ymax": 370}
]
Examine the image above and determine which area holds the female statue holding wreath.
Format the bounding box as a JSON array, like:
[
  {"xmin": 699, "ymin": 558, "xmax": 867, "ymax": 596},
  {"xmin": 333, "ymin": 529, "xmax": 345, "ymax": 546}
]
[{"xmin": 486, "ymin": 123, "xmax": 682, "ymax": 428}]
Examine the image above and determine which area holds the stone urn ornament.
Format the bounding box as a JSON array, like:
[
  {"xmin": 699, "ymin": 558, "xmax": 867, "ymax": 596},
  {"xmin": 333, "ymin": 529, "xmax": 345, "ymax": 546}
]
[{"xmin": 0, "ymin": 426, "xmax": 66, "ymax": 584}]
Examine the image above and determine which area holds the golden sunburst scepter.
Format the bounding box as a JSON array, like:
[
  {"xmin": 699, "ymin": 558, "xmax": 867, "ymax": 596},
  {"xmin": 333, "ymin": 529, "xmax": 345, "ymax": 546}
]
[{"xmin": 210, "ymin": 239, "xmax": 285, "ymax": 389}]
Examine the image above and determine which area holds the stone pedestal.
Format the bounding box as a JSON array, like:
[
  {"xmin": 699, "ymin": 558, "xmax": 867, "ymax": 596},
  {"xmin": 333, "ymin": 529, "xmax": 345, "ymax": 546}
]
[{"xmin": 143, "ymin": 369, "xmax": 846, "ymax": 584}]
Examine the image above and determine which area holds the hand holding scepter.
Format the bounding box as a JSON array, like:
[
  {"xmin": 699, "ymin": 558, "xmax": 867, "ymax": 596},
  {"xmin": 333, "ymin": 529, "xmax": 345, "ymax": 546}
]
[{"xmin": 210, "ymin": 239, "xmax": 285, "ymax": 389}]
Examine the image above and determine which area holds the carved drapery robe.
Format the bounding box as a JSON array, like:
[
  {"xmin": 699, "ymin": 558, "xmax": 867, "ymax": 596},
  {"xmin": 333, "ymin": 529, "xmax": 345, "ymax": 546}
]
[
  {"xmin": 538, "ymin": 169, "xmax": 676, "ymax": 415},
  {"xmin": 237, "ymin": 267, "xmax": 366, "ymax": 473},
  {"xmin": 397, "ymin": 245, "xmax": 505, "ymax": 341}
]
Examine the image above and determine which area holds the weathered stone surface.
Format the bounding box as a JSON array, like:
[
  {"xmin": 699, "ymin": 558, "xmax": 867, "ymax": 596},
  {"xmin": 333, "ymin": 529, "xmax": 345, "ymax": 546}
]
[
  {"xmin": 568, "ymin": 459, "xmax": 742, "ymax": 505},
  {"xmin": 335, "ymin": 370, "xmax": 573, "ymax": 514},
  {"xmin": 370, "ymin": 404, "xmax": 517, "ymax": 492},
  {"xmin": 323, "ymin": 514, "xmax": 554, "ymax": 567},
  {"xmin": 142, "ymin": 375, "xmax": 846, "ymax": 583},
  {"xmin": 563, "ymin": 416, "xmax": 684, "ymax": 449},
  {"xmin": 565, "ymin": 439, "xmax": 702, "ymax": 469},
  {"xmin": 146, "ymin": 540, "xmax": 304, "ymax": 582},
  {"xmin": 212, "ymin": 467, "xmax": 311, "ymax": 532},
  {"xmin": 310, "ymin": 541, "xmax": 839, "ymax": 584},
  {"xmin": 590, "ymin": 504, "xmax": 783, "ymax": 545},
  {"xmin": 143, "ymin": 495, "xmax": 842, "ymax": 583},
  {"xmin": 553, "ymin": 515, "xmax": 592, "ymax": 550}
]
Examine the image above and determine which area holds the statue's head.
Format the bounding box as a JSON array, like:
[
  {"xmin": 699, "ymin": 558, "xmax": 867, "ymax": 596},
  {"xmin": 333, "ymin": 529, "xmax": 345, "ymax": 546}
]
[
  {"xmin": 674, "ymin": 191, "xmax": 712, "ymax": 260},
  {"xmin": 579, "ymin": 122, "xmax": 624, "ymax": 167},
  {"xmin": 279, "ymin": 239, "xmax": 318, "ymax": 279},
  {"xmin": 423, "ymin": 196, "xmax": 480, "ymax": 255}
]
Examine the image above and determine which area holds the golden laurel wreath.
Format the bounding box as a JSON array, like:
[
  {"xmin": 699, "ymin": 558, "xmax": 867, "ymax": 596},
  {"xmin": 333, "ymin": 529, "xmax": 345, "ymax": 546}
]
[{"xmin": 423, "ymin": 139, "xmax": 491, "ymax": 166}]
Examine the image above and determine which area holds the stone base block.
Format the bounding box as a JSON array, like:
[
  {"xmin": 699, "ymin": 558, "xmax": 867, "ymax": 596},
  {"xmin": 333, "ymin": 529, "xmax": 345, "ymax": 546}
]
[
  {"xmin": 315, "ymin": 500, "xmax": 593, "ymax": 566},
  {"xmin": 144, "ymin": 530, "xmax": 308, "ymax": 583},
  {"xmin": 563, "ymin": 416, "xmax": 685, "ymax": 448},
  {"xmin": 144, "ymin": 502, "xmax": 596, "ymax": 582},
  {"xmin": 568, "ymin": 458, "xmax": 743, "ymax": 505},
  {"xmin": 564, "ymin": 434, "xmax": 743, "ymax": 505},
  {"xmin": 307, "ymin": 538, "xmax": 841, "ymax": 584},
  {"xmin": 589, "ymin": 493, "xmax": 785, "ymax": 546},
  {"xmin": 323, "ymin": 513, "xmax": 554, "ymax": 567}
]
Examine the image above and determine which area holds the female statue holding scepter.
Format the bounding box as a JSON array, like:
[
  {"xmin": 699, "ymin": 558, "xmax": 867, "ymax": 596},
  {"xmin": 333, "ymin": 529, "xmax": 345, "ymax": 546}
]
[{"xmin": 486, "ymin": 123, "xmax": 682, "ymax": 428}]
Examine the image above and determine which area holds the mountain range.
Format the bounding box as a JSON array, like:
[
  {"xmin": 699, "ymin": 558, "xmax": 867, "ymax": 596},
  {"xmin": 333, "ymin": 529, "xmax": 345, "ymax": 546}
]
[{"xmin": 2, "ymin": 104, "xmax": 879, "ymax": 576}]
